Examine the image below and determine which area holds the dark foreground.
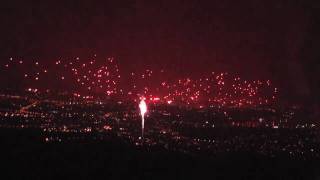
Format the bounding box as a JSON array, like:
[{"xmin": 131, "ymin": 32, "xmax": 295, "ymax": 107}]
[{"xmin": 1, "ymin": 129, "xmax": 320, "ymax": 180}]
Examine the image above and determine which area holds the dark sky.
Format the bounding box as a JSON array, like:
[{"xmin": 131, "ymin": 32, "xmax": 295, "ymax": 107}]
[{"xmin": 1, "ymin": 0, "xmax": 319, "ymax": 104}]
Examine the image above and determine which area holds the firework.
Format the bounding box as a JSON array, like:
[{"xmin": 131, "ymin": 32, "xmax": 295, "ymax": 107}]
[
  {"xmin": 2, "ymin": 56, "xmax": 278, "ymax": 108},
  {"xmin": 139, "ymin": 98, "xmax": 147, "ymax": 138}
]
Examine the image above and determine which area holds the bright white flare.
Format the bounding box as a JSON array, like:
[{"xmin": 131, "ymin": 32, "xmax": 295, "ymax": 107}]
[
  {"xmin": 139, "ymin": 98, "xmax": 147, "ymax": 138},
  {"xmin": 139, "ymin": 99, "xmax": 147, "ymax": 116}
]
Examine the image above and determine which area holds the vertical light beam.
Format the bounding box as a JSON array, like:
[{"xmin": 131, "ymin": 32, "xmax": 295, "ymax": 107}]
[{"xmin": 139, "ymin": 98, "xmax": 147, "ymax": 139}]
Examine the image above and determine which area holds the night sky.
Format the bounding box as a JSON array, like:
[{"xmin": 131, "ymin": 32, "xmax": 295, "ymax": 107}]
[{"xmin": 1, "ymin": 0, "xmax": 319, "ymax": 105}]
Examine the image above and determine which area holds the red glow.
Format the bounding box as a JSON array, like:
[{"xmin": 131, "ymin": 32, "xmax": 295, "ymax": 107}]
[{"xmin": 2, "ymin": 56, "xmax": 278, "ymax": 108}]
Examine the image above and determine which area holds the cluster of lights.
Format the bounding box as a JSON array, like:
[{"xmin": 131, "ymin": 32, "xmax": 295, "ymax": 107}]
[
  {"xmin": 67, "ymin": 57, "xmax": 121, "ymax": 95},
  {"xmin": 3, "ymin": 56, "xmax": 278, "ymax": 107}
]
